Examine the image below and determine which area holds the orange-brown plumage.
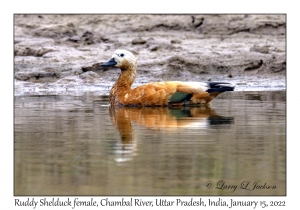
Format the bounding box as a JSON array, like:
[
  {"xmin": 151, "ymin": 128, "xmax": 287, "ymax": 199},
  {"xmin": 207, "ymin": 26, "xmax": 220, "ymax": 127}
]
[{"xmin": 102, "ymin": 49, "xmax": 234, "ymax": 107}]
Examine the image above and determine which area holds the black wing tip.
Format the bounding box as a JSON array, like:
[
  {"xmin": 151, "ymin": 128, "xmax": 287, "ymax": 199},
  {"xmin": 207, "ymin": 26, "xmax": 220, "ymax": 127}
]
[{"xmin": 207, "ymin": 82, "xmax": 235, "ymax": 93}]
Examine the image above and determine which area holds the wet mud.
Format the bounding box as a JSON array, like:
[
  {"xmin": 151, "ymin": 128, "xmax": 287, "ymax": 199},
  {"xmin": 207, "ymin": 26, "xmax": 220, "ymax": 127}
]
[{"xmin": 14, "ymin": 14, "xmax": 286, "ymax": 96}]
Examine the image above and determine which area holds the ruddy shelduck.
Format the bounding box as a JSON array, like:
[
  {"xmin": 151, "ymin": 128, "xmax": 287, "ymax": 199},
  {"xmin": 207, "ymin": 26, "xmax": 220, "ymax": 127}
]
[{"xmin": 102, "ymin": 49, "xmax": 234, "ymax": 107}]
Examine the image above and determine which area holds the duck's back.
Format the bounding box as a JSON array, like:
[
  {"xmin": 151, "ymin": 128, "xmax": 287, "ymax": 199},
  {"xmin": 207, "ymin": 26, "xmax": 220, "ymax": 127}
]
[{"xmin": 111, "ymin": 81, "xmax": 233, "ymax": 107}]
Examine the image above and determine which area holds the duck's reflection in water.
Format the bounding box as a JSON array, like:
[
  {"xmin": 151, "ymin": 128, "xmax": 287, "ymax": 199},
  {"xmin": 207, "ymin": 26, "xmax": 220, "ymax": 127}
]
[{"xmin": 109, "ymin": 106, "xmax": 234, "ymax": 163}]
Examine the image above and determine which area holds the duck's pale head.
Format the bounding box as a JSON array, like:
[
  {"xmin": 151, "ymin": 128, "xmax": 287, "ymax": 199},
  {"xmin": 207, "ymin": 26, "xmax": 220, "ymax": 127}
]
[{"xmin": 101, "ymin": 49, "xmax": 137, "ymax": 70}]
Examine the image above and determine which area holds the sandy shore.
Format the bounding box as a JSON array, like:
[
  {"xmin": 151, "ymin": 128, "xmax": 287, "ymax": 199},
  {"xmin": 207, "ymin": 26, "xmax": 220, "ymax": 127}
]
[{"xmin": 14, "ymin": 14, "xmax": 286, "ymax": 96}]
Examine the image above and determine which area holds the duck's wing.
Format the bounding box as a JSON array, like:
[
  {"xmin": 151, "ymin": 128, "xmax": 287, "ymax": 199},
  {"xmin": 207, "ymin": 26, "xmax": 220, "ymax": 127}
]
[
  {"xmin": 123, "ymin": 82, "xmax": 178, "ymax": 106},
  {"xmin": 168, "ymin": 82, "xmax": 207, "ymax": 103},
  {"xmin": 121, "ymin": 81, "xmax": 233, "ymax": 106},
  {"xmin": 171, "ymin": 81, "xmax": 234, "ymax": 104}
]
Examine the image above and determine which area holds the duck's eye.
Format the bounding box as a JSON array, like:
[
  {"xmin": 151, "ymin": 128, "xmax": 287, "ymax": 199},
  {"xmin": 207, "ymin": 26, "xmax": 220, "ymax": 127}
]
[{"xmin": 120, "ymin": 53, "xmax": 124, "ymax": 57}]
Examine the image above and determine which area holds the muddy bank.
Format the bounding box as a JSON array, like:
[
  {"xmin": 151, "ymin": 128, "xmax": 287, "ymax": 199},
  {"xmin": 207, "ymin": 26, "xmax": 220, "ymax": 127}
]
[{"xmin": 14, "ymin": 14, "xmax": 286, "ymax": 96}]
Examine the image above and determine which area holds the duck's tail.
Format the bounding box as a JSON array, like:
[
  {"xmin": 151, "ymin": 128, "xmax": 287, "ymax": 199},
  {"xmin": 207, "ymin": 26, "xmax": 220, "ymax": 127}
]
[{"xmin": 206, "ymin": 82, "xmax": 235, "ymax": 93}]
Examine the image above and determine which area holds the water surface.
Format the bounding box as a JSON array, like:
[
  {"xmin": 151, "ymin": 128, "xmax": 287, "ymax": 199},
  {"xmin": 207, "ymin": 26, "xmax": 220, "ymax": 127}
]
[{"xmin": 14, "ymin": 91, "xmax": 286, "ymax": 195}]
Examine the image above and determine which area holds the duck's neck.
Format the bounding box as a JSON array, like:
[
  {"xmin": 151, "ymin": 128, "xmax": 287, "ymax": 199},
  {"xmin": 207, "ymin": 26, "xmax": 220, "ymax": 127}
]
[
  {"xmin": 110, "ymin": 62, "xmax": 137, "ymax": 101},
  {"xmin": 117, "ymin": 66, "xmax": 136, "ymax": 88}
]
